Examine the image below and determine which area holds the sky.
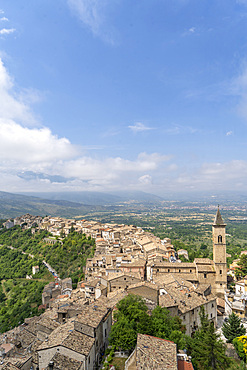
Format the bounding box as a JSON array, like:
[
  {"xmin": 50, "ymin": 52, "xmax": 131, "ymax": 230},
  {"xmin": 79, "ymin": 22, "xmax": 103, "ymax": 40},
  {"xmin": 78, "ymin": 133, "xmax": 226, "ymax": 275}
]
[{"xmin": 1, "ymin": 0, "xmax": 247, "ymax": 196}]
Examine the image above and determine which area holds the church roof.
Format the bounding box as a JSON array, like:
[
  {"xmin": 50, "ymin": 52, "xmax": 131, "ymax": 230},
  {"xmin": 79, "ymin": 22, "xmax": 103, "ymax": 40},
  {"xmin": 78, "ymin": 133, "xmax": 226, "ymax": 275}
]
[{"xmin": 213, "ymin": 206, "xmax": 226, "ymax": 226}]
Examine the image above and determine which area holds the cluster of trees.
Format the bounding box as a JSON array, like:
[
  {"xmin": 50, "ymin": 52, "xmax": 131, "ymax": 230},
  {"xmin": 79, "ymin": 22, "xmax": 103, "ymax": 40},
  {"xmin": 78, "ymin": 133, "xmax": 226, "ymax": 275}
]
[
  {"xmin": 0, "ymin": 225, "xmax": 96, "ymax": 332},
  {"xmin": 0, "ymin": 279, "xmax": 45, "ymax": 333},
  {"xmin": 221, "ymin": 312, "xmax": 247, "ymax": 365},
  {"xmin": 42, "ymin": 228, "xmax": 95, "ymax": 285},
  {"xmin": 109, "ymin": 295, "xmax": 243, "ymax": 370},
  {"xmin": 234, "ymin": 254, "xmax": 247, "ymax": 278},
  {"xmin": 0, "ymin": 245, "xmax": 45, "ymax": 279},
  {"xmin": 222, "ymin": 312, "xmax": 246, "ymax": 344},
  {"xmin": 0, "ymin": 226, "xmax": 49, "ymax": 251},
  {"xmin": 0, "ymin": 225, "xmax": 95, "ymax": 284},
  {"xmin": 109, "ymin": 295, "xmax": 185, "ymax": 351}
]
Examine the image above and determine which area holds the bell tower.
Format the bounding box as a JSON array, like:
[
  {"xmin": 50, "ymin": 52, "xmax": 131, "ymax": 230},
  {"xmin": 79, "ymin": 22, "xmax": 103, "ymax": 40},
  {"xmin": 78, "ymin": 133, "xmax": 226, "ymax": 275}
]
[{"xmin": 212, "ymin": 206, "xmax": 227, "ymax": 297}]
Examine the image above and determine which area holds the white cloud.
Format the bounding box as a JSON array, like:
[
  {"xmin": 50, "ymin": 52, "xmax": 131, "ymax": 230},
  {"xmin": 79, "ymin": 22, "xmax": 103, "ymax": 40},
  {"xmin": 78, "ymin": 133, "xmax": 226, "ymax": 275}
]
[
  {"xmin": 0, "ymin": 57, "xmax": 174, "ymax": 193},
  {"xmin": 182, "ymin": 27, "xmax": 197, "ymax": 37},
  {"xmin": 175, "ymin": 160, "xmax": 247, "ymax": 191},
  {"xmin": 139, "ymin": 175, "xmax": 152, "ymax": 185},
  {"xmin": 0, "ymin": 17, "xmax": 8, "ymax": 22},
  {"xmin": 0, "ymin": 119, "xmax": 78, "ymax": 164},
  {"xmin": 0, "ymin": 28, "xmax": 15, "ymax": 35},
  {"xmin": 0, "ymin": 59, "xmax": 38, "ymax": 125},
  {"xmin": 226, "ymin": 131, "xmax": 233, "ymax": 136},
  {"xmin": 67, "ymin": 0, "xmax": 117, "ymax": 44},
  {"xmin": 55, "ymin": 152, "xmax": 170, "ymax": 183},
  {"xmin": 128, "ymin": 122, "xmax": 154, "ymax": 133}
]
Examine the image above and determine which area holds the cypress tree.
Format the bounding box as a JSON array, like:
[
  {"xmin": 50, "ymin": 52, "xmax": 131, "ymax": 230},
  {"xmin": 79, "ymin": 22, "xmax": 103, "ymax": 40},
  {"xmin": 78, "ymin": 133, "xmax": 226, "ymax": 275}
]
[
  {"xmin": 222, "ymin": 312, "xmax": 246, "ymax": 343},
  {"xmin": 188, "ymin": 306, "xmax": 230, "ymax": 370}
]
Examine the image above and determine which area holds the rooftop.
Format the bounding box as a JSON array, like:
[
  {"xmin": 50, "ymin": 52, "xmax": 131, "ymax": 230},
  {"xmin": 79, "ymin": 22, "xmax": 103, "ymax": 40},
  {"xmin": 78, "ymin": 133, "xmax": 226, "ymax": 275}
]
[
  {"xmin": 136, "ymin": 333, "xmax": 177, "ymax": 370},
  {"xmin": 45, "ymin": 352, "xmax": 82, "ymax": 369},
  {"xmin": 38, "ymin": 321, "xmax": 95, "ymax": 355},
  {"xmin": 75, "ymin": 301, "xmax": 111, "ymax": 328}
]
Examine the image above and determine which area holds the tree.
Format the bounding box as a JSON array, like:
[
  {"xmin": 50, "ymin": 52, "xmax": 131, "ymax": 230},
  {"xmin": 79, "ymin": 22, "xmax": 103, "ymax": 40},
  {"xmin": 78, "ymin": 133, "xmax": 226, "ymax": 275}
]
[
  {"xmin": 109, "ymin": 295, "xmax": 151, "ymax": 351},
  {"xmin": 235, "ymin": 254, "xmax": 247, "ymax": 278},
  {"xmin": 188, "ymin": 307, "xmax": 230, "ymax": 370},
  {"xmin": 109, "ymin": 295, "xmax": 186, "ymax": 352},
  {"xmin": 222, "ymin": 312, "xmax": 246, "ymax": 343},
  {"xmin": 109, "ymin": 316, "xmax": 137, "ymax": 351},
  {"xmin": 151, "ymin": 306, "xmax": 186, "ymax": 349}
]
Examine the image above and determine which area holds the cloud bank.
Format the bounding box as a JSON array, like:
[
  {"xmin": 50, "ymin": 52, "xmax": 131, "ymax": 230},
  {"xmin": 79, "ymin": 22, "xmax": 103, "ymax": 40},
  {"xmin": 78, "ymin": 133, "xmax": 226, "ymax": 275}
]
[
  {"xmin": 1, "ymin": 56, "xmax": 247, "ymax": 195},
  {"xmin": 0, "ymin": 58, "xmax": 172, "ymax": 193}
]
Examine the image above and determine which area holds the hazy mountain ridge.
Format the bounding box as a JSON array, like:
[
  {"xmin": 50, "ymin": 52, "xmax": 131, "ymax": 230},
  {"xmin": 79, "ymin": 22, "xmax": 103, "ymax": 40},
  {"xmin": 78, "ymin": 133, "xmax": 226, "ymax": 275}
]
[
  {"xmin": 18, "ymin": 190, "xmax": 164, "ymax": 206},
  {"xmin": 0, "ymin": 191, "xmax": 107, "ymax": 219}
]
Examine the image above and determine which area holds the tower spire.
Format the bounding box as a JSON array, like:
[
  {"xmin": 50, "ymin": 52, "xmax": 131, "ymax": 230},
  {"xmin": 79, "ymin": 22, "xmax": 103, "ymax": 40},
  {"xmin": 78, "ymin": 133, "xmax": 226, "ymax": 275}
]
[{"xmin": 213, "ymin": 205, "xmax": 225, "ymax": 226}]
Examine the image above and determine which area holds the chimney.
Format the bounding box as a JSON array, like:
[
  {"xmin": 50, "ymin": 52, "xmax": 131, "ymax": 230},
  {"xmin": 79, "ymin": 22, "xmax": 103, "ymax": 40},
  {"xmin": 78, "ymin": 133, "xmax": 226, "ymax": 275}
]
[{"xmin": 49, "ymin": 361, "xmax": 54, "ymax": 369}]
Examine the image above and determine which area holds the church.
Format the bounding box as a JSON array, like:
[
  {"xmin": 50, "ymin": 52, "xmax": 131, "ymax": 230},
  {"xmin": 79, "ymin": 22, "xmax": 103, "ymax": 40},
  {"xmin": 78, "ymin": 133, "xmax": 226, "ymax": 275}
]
[{"xmin": 147, "ymin": 207, "xmax": 227, "ymax": 298}]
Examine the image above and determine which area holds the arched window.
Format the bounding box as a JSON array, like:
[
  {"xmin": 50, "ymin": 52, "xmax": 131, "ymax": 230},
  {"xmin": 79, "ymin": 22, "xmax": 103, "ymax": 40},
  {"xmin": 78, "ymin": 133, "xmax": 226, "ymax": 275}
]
[{"xmin": 218, "ymin": 235, "xmax": 222, "ymax": 243}]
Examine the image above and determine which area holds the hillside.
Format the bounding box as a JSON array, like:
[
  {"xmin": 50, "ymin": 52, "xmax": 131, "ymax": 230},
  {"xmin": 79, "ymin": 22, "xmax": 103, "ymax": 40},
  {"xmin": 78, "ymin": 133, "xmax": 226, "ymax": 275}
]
[
  {"xmin": 0, "ymin": 226, "xmax": 95, "ymax": 333},
  {"xmin": 19, "ymin": 190, "xmax": 165, "ymax": 205},
  {"xmin": 0, "ymin": 191, "xmax": 107, "ymax": 219}
]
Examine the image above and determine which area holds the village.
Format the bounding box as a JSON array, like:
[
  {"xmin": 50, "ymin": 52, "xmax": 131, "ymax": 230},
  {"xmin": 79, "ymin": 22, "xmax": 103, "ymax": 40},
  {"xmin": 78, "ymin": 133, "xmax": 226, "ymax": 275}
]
[{"xmin": 0, "ymin": 208, "xmax": 246, "ymax": 369}]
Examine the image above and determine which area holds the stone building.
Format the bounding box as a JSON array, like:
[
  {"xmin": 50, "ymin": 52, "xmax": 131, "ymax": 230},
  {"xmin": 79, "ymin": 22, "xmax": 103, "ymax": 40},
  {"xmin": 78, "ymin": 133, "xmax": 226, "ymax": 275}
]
[
  {"xmin": 147, "ymin": 207, "xmax": 227, "ymax": 298},
  {"xmin": 125, "ymin": 333, "xmax": 193, "ymax": 370}
]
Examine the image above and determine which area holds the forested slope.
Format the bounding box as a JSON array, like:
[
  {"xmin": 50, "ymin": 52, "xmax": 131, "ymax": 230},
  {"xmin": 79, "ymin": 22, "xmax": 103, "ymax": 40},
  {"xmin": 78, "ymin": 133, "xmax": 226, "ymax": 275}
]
[{"xmin": 0, "ymin": 226, "xmax": 95, "ymax": 333}]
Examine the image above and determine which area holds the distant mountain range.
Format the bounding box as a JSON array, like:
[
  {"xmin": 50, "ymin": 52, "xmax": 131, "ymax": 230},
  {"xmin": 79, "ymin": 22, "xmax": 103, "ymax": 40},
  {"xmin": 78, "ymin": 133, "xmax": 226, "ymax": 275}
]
[
  {"xmin": 2, "ymin": 189, "xmax": 247, "ymax": 220},
  {"xmin": 20, "ymin": 190, "xmax": 164, "ymax": 206},
  {"xmin": 0, "ymin": 190, "xmax": 164, "ymax": 219},
  {"xmin": 0, "ymin": 191, "xmax": 105, "ymax": 219}
]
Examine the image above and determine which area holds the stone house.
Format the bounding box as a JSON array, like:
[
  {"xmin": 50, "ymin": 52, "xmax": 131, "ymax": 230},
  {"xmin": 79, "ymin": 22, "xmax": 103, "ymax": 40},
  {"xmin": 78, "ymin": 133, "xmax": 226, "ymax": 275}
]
[
  {"xmin": 73, "ymin": 301, "xmax": 112, "ymax": 367},
  {"xmin": 120, "ymin": 258, "xmax": 146, "ymax": 280},
  {"xmin": 125, "ymin": 333, "xmax": 178, "ymax": 370},
  {"xmin": 127, "ymin": 282, "xmax": 160, "ymax": 306},
  {"xmin": 147, "ymin": 207, "xmax": 227, "ymax": 298},
  {"xmin": 101, "ymin": 273, "xmax": 142, "ymax": 293},
  {"xmin": 161, "ymin": 284, "xmax": 217, "ymax": 336},
  {"xmin": 37, "ymin": 321, "xmax": 95, "ymax": 370}
]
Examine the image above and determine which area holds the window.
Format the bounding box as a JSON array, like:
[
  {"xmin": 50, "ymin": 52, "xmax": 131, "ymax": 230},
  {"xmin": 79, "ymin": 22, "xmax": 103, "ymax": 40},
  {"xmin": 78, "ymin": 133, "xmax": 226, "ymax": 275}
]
[
  {"xmin": 218, "ymin": 235, "xmax": 222, "ymax": 243},
  {"xmin": 190, "ymin": 270, "xmax": 192, "ymax": 273},
  {"xmin": 168, "ymin": 269, "xmax": 170, "ymax": 272},
  {"xmin": 211, "ymin": 313, "xmax": 213, "ymax": 318},
  {"xmin": 179, "ymin": 269, "xmax": 181, "ymax": 273},
  {"xmin": 88, "ymin": 357, "xmax": 90, "ymax": 364},
  {"xmin": 204, "ymin": 273, "xmax": 207, "ymax": 279},
  {"xmin": 212, "ymin": 303, "xmax": 214, "ymax": 308},
  {"xmin": 105, "ymin": 329, "xmax": 107, "ymax": 337},
  {"xmin": 220, "ymin": 270, "xmax": 222, "ymax": 275},
  {"xmin": 124, "ymin": 277, "xmax": 126, "ymax": 280},
  {"xmin": 157, "ymin": 269, "xmax": 159, "ymax": 272}
]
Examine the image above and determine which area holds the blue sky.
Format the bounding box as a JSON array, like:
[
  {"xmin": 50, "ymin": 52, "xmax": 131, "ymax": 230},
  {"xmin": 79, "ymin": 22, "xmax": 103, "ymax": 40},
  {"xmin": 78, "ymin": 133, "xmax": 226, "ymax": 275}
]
[{"xmin": 1, "ymin": 0, "xmax": 247, "ymax": 195}]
